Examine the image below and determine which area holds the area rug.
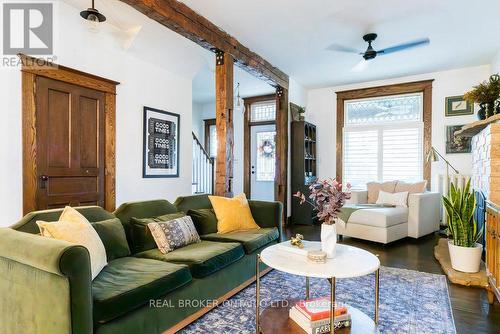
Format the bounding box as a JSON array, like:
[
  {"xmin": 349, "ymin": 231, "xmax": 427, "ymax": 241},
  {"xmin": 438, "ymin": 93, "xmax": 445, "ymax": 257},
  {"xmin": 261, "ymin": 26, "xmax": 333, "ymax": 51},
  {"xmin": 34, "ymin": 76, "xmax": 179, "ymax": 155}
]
[{"xmin": 180, "ymin": 266, "xmax": 456, "ymax": 334}]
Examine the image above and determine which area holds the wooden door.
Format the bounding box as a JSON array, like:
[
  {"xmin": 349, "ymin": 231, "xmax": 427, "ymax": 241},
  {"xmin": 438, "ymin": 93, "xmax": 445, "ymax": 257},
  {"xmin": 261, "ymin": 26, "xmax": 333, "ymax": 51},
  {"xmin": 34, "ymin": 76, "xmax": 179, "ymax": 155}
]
[{"xmin": 35, "ymin": 77, "xmax": 106, "ymax": 209}]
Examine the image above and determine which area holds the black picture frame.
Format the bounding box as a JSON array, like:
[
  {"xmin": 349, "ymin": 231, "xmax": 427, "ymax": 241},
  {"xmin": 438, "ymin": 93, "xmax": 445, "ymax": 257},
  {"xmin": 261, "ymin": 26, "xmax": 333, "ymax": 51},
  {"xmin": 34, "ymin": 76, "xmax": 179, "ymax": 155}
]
[
  {"xmin": 445, "ymin": 95, "xmax": 474, "ymax": 117},
  {"xmin": 445, "ymin": 124, "xmax": 471, "ymax": 154},
  {"xmin": 142, "ymin": 106, "xmax": 180, "ymax": 178}
]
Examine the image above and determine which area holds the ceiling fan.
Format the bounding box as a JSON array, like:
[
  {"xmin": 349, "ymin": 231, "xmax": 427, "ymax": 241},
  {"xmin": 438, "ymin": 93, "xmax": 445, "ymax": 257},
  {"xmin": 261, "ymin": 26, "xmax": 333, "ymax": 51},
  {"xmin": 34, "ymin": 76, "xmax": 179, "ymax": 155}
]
[{"xmin": 326, "ymin": 33, "xmax": 430, "ymax": 71}]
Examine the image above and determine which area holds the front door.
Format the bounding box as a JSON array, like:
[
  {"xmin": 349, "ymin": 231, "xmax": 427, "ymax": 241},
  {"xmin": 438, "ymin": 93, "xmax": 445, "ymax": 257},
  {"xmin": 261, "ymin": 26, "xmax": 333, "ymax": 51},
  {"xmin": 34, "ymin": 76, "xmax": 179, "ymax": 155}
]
[
  {"xmin": 35, "ymin": 77, "xmax": 106, "ymax": 209},
  {"xmin": 250, "ymin": 124, "xmax": 276, "ymax": 201}
]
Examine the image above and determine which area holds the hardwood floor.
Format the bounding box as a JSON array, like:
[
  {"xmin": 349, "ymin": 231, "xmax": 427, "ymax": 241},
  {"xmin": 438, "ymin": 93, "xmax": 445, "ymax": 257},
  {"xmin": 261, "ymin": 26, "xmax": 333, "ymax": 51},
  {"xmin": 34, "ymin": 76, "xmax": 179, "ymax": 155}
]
[{"xmin": 285, "ymin": 225, "xmax": 500, "ymax": 334}]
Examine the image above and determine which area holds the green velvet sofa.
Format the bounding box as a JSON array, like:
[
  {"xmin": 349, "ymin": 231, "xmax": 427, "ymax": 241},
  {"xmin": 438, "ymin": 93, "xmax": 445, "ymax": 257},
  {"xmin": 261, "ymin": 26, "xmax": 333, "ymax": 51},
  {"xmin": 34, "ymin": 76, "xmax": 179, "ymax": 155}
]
[{"xmin": 0, "ymin": 195, "xmax": 282, "ymax": 334}]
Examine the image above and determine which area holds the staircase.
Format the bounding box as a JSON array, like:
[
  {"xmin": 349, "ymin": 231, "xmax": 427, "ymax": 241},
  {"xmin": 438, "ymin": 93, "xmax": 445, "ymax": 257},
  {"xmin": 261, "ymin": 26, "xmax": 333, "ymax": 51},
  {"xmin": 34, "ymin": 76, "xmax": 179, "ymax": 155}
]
[{"xmin": 192, "ymin": 132, "xmax": 214, "ymax": 195}]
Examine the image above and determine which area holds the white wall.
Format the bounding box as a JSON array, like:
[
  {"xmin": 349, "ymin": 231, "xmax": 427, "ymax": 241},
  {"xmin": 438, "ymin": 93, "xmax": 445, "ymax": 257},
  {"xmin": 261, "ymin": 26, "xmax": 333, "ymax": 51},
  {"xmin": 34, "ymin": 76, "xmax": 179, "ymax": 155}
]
[
  {"xmin": 306, "ymin": 65, "xmax": 491, "ymax": 191},
  {"xmin": 492, "ymin": 50, "xmax": 500, "ymax": 74},
  {"xmin": 0, "ymin": 1, "xmax": 206, "ymax": 226},
  {"xmin": 192, "ymin": 102, "xmax": 204, "ymax": 140}
]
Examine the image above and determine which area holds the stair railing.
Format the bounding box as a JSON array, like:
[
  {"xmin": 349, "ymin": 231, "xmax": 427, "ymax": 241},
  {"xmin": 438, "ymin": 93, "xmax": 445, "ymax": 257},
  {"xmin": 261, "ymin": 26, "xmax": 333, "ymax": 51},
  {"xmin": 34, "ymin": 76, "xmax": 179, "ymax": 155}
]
[{"xmin": 192, "ymin": 132, "xmax": 215, "ymax": 195}]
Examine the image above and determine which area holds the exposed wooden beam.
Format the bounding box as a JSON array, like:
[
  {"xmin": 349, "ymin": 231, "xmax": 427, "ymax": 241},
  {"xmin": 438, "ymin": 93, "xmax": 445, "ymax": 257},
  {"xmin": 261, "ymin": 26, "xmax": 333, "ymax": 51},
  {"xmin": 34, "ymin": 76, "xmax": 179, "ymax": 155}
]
[
  {"xmin": 275, "ymin": 86, "xmax": 288, "ymax": 226},
  {"xmin": 119, "ymin": 0, "xmax": 289, "ymax": 89},
  {"xmin": 215, "ymin": 52, "xmax": 234, "ymax": 197}
]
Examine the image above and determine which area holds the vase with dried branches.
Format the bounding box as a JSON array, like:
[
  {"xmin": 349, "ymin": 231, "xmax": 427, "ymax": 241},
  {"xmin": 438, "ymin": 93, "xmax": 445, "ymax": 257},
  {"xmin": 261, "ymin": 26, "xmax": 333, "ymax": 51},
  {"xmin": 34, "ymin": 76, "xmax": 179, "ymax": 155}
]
[{"xmin": 294, "ymin": 178, "xmax": 351, "ymax": 258}]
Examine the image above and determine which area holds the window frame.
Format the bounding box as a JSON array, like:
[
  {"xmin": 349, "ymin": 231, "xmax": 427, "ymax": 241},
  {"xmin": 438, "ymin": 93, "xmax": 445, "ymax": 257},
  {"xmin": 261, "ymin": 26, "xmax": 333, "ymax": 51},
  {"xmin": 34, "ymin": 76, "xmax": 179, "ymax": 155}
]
[{"xmin": 336, "ymin": 80, "xmax": 433, "ymax": 189}]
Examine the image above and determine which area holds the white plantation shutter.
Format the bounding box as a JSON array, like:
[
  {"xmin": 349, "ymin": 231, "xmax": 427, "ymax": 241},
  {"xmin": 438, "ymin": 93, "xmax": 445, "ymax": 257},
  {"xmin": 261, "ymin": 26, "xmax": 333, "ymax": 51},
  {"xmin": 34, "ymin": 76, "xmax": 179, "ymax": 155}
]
[
  {"xmin": 382, "ymin": 127, "xmax": 423, "ymax": 182},
  {"xmin": 343, "ymin": 93, "xmax": 423, "ymax": 189},
  {"xmin": 343, "ymin": 130, "xmax": 378, "ymax": 189}
]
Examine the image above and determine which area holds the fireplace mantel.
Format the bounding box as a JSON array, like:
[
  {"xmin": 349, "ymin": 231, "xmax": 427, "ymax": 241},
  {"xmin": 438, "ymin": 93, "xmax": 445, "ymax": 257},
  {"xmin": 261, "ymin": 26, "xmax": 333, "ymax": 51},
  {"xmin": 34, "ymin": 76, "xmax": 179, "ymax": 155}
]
[{"xmin": 455, "ymin": 114, "xmax": 500, "ymax": 138}]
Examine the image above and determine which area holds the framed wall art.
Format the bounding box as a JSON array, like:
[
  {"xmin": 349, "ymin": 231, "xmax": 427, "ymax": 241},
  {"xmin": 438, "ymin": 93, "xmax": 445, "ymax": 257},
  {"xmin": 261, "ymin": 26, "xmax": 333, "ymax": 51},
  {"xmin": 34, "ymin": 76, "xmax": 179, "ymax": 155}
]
[
  {"xmin": 143, "ymin": 107, "xmax": 180, "ymax": 178},
  {"xmin": 445, "ymin": 124, "xmax": 471, "ymax": 154},
  {"xmin": 445, "ymin": 95, "xmax": 474, "ymax": 117}
]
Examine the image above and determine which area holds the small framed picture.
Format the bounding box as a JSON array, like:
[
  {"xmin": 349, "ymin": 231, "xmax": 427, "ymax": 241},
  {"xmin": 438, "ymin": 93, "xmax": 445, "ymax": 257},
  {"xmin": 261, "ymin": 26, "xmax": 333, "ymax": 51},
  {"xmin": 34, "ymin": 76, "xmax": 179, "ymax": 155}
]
[
  {"xmin": 143, "ymin": 107, "xmax": 180, "ymax": 178},
  {"xmin": 445, "ymin": 96, "xmax": 473, "ymax": 117},
  {"xmin": 445, "ymin": 125, "xmax": 471, "ymax": 154}
]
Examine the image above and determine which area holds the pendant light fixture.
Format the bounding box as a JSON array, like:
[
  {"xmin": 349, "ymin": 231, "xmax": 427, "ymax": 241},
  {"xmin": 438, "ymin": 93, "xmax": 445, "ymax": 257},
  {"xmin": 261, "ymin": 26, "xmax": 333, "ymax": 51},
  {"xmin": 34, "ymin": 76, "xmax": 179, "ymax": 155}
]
[
  {"xmin": 80, "ymin": 0, "xmax": 106, "ymax": 32},
  {"xmin": 235, "ymin": 82, "xmax": 243, "ymax": 113}
]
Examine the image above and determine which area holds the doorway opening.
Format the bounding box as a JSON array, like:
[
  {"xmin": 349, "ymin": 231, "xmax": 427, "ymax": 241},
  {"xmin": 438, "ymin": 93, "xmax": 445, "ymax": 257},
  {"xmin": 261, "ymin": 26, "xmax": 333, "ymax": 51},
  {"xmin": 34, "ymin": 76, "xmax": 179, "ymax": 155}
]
[{"xmin": 243, "ymin": 95, "xmax": 277, "ymax": 201}]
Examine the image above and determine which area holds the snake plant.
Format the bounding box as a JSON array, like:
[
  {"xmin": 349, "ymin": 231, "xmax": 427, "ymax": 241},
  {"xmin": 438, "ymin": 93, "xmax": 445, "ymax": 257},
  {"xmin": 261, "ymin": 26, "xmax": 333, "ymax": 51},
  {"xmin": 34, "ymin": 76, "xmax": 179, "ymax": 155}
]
[{"xmin": 442, "ymin": 179, "xmax": 482, "ymax": 247}]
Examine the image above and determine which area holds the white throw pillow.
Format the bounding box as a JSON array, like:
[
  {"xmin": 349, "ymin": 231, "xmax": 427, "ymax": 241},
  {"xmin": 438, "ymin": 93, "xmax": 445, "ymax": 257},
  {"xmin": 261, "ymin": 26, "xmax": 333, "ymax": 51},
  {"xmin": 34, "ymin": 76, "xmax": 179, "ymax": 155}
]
[
  {"xmin": 376, "ymin": 190, "xmax": 409, "ymax": 207},
  {"xmin": 37, "ymin": 206, "xmax": 107, "ymax": 280}
]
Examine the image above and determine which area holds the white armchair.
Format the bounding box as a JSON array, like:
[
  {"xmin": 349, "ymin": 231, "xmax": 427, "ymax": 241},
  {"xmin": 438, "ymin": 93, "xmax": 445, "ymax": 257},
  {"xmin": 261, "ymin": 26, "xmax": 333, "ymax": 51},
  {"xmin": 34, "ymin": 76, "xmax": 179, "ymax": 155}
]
[{"xmin": 337, "ymin": 190, "xmax": 441, "ymax": 244}]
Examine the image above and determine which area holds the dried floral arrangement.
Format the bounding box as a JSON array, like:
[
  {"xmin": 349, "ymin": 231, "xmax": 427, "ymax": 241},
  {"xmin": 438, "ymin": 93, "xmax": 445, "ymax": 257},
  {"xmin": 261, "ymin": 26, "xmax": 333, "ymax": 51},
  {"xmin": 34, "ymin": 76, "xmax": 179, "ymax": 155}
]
[
  {"xmin": 294, "ymin": 178, "xmax": 351, "ymax": 224},
  {"xmin": 463, "ymin": 74, "xmax": 500, "ymax": 118}
]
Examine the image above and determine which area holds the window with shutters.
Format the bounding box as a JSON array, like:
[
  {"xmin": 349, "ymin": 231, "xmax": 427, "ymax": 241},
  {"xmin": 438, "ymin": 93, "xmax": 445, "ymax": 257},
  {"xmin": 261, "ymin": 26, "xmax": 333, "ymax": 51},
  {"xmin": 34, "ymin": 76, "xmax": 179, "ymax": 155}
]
[{"xmin": 343, "ymin": 93, "xmax": 424, "ymax": 189}]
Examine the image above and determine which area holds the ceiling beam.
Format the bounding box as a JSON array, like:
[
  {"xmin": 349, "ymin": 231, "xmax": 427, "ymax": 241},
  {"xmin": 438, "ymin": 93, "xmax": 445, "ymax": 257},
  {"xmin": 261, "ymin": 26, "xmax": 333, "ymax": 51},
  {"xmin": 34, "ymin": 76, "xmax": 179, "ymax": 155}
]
[{"xmin": 119, "ymin": 0, "xmax": 289, "ymax": 89}]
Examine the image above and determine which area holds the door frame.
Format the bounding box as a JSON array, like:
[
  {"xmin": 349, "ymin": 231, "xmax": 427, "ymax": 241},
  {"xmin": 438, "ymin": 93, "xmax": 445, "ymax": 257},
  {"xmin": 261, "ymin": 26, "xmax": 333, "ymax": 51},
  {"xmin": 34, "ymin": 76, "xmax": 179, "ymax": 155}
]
[
  {"xmin": 203, "ymin": 118, "xmax": 216, "ymax": 156},
  {"xmin": 243, "ymin": 94, "xmax": 277, "ymax": 198},
  {"xmin": 20, "ymin": 54, "xmax": 120, "ymax": 214}
]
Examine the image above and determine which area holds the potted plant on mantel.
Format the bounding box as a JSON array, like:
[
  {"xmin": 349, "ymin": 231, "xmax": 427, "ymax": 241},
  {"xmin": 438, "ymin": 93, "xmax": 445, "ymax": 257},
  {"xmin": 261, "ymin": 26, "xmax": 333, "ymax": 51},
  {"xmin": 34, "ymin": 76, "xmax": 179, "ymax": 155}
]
[
  {"xmin": 463, "ymin": 74, "xmax": 500, "ymax": 120},
  {"xmin": 294, "ymin": 179, "xmax": 351, "ymax": 258},
  {"xmin": 442, "ymin": 179, "xmax": 483, "ymax": 273}
]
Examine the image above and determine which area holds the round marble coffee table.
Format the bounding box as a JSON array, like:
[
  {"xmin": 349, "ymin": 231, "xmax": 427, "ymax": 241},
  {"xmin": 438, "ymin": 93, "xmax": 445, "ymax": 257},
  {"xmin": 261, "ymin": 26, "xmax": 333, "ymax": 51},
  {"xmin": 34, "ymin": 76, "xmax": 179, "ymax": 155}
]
[{"xmin": 256, "ymin": 241, "xmax": 381, "ymax": 334}]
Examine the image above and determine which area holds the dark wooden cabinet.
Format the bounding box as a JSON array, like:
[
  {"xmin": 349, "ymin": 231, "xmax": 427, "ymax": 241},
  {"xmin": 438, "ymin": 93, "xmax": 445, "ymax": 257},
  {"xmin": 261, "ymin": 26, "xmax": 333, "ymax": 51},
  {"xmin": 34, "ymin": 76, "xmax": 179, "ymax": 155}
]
[{"xmin": 291, "ymin": 121, "xmax": 317, "ymax": 225}]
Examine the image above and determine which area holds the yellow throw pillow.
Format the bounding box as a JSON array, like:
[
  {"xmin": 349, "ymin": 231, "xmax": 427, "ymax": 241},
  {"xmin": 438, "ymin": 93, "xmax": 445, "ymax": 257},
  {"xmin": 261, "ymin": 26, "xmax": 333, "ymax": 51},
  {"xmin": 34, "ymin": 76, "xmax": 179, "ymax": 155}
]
[
  {"xmin": 37, "ymin": 206, "xmax": 107, "ymax": 280},
  {"xmin": 209, "ymin": 193, "xmax": 260, "ymax": 234}
]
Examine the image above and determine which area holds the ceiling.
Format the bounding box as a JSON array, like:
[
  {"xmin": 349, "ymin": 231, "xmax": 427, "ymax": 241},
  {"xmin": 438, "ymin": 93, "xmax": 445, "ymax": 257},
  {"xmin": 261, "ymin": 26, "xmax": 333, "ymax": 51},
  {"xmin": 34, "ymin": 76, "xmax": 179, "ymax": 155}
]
[
  {"xmin": 64, "ymin": 0, "xmax": 273, "ymax": 104},
  {"xmin": 180, "ymin": 0, "xmax": 500, "ymax": 88},
  {"xmin": 192, "ymin": 49, "xmax": 274, "ymax": 104}
]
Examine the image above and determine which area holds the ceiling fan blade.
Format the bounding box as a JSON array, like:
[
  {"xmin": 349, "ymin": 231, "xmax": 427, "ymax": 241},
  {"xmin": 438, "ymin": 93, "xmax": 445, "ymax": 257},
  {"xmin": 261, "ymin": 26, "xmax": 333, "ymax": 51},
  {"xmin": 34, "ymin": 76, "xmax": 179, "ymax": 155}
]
[
  {"xmin": 377, "ymin": 38, "xmax": 430, "ymax": 55},
  {"xmin": 352, "ymin": 59, "xmax": 370, "ymax": 72},
  {"xmin": 326, "ymin": 43, "xmax": 363, "ymax": 54}
]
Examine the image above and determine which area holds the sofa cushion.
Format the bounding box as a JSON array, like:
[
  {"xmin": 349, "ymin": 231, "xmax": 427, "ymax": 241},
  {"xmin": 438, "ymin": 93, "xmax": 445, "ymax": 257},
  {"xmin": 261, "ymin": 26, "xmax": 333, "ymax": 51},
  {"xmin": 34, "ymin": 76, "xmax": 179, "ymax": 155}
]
[
  {"xmin": 209, "ymin": 193, "xmax": 260, "ymax": 234},
  {"xmin": 187, "ymin": 208, "xmax": 218, "ymax": 235},
  {"xmin": 394, "ymin": 180, "xmax": 427, "ymax": 194},
  {"xmin": 129, "ymin": 212, "xmax": 185, "ymax": 253},
  {"xmin": 201, "ymin": 228, "xmax": 279, "ymax": 254},
  {"xmin": 348, "ymin": 207, "xmax": 409, "ymax": 228},
  {"xmin": 92, "ymin": 257, "xmax": 192, "ymax": 323},
  {"xmin": 113, "ymin": 199, "xmax": 179, "ymax": 247},
  {"xmin": 135, "ymin": 240, "xmax": 244, "ymax": 278},
  {"xmin": 91, "ymin": 218, "xmax": 131, "ymax": 261},
  {"xmin": 148, "ymin": 216, "xmax": 201, "ymax": 254},
  {"xmin": 367, "ymin": 181, "xmax": 397, "ymax": 204},
  {"xmin": 12, "ymin": 205, "xmax": 115, "ymax": 234},
  {"xmin": 37, "ymin": 206, "xmax": 107, "ymax": 280},
  {"xmin": 375, "ymin": 191, "xmax": 409, "ymax": 208}
]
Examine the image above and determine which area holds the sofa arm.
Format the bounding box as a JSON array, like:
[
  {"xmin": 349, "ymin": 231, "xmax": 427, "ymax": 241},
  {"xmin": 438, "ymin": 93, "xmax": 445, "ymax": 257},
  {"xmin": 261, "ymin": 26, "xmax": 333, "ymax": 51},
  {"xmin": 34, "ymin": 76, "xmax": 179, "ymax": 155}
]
[
  {"xmin": 248, "ymin": 200, "xmax": 283, "ymax": 240},
  {"xmin": 0, "ymin": 228, "xmax": 93, "ymax": 334},
  {"xmin": 347, "ymin": 190, "xmax": 368, "ymax": 205},
  {"xmin": 407, "ymin": 192, "xmax": 441, "ymax": 238}
]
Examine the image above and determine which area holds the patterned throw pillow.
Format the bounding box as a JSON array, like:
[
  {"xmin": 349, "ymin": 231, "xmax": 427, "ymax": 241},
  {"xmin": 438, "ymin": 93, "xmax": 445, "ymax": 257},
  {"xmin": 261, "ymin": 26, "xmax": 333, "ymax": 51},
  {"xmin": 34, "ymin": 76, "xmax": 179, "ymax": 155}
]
[{"xmin": 148, "ymin": 216, "xmax": 201, "ymax": 254}]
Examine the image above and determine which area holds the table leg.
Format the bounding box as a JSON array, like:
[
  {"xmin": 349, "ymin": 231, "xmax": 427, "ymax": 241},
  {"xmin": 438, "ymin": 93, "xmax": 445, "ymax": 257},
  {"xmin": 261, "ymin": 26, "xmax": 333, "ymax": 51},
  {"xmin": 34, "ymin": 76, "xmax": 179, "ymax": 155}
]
[
  {"xmin": 329, "ymin": 277, "xmax": 336, "ymax": 334},
  {"xmin": 256, "ymin": 254, "xmax": 261, "ymax": 334},
  {"xmin": 375, "ymin": 268, "xmax": 380, "ymax": 325},
  {"xmin": 305, "ymin": 276, "xmax": 310, "ymax": 300}
]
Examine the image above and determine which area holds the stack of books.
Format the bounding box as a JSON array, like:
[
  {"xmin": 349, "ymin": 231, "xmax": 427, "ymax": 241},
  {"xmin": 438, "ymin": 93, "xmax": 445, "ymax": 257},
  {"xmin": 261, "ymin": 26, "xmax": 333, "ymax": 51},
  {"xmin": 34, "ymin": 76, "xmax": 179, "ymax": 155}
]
[{"xmin": 289, "ymin": 297, "xmax": 351, "ymax": 333}]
